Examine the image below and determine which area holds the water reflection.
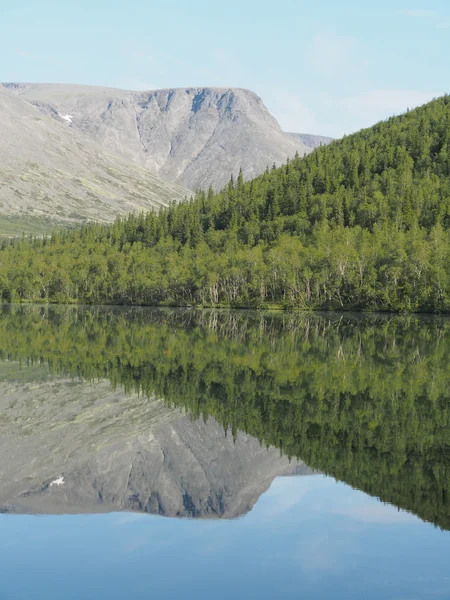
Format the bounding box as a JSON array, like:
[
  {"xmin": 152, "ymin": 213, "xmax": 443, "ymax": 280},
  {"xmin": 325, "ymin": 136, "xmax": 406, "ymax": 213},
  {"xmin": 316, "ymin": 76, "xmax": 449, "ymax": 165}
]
[
  {"xmin": 3, "ymin": 477, "xmax": 450, "ymax": 600},
  {"xmin": 0, "ymin": 372, "xmax": 311, "ymax": 517},
  {"xmin": 0, "ymin": 305, "xmax": 449, "ymax": 528}
]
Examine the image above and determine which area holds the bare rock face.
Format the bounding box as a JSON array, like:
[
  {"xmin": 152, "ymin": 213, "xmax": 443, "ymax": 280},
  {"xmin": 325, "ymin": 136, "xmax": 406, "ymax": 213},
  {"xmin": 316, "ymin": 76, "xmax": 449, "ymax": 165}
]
[
  {"xmin": 4, "ymin": 83, "xmax": 315, "ymax": 191},
  {"xmin": 0, "ymin": 371, "xmax": 313, "ymax": 518},
  {"xmin": 288, "ymin": 132, "xmax": 333, "ymax": 149},
  {"xmin": 0, "ymin": 85, "xmax": 186, "ymax": 228}
]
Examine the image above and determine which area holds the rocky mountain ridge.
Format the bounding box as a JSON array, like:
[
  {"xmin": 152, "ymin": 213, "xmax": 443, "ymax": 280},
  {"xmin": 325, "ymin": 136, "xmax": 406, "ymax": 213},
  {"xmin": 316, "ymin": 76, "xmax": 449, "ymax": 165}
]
[{"xmin": 4, "ymin": 83, "xmax": 330, "ymax": 191}]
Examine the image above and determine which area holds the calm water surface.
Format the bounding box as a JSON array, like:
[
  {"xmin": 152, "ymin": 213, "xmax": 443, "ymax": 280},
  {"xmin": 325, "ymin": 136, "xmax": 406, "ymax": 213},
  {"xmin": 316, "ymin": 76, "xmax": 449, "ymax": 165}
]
[{"xmin": 0, "ymin": 306, "xmax": 449, "ymax": 599}]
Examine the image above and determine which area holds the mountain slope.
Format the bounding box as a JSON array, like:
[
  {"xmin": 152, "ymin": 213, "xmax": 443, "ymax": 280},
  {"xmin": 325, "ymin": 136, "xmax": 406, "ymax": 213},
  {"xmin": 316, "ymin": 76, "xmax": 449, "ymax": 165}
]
[
  {"xmin": 4, "ymin": 83, "xmax": 313, "ymax": 191},
  {"xmin": 0, "ymin": 85, "xmax": 186, "ymax": 230}
]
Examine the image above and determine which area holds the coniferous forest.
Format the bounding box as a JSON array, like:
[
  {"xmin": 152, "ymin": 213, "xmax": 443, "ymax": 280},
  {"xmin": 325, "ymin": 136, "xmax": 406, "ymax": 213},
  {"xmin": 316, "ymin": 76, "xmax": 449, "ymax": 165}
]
[{"xmin": 2, "ymin": 95, "xmax": 450, "ymax": 310}]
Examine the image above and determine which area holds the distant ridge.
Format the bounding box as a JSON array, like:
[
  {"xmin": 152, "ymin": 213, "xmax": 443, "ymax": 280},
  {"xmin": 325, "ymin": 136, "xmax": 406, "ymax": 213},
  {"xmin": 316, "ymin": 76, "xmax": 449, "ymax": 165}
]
[
  {"xmin": 3, "ymin": 83, "xmax": 324, "ymax": 191},
  {"xmin": 288, "ymin": 132, "xmax": 333, "ymax": 149}
]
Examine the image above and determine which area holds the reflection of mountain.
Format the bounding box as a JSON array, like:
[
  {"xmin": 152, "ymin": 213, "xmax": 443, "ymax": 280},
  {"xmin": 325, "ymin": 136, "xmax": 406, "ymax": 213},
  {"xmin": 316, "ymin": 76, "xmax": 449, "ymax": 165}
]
[
  {"xmin": 0, "ymin": 306, "xmax": 449, "ymax": 530},
  {"xmin": 0, "ymin": 372, "xmax": 311, "ymax": 518}
]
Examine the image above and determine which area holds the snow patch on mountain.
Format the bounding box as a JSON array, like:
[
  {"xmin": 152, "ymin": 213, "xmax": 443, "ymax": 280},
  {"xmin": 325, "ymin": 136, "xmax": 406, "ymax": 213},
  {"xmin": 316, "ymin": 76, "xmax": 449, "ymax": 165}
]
[{"xmin": 58, "ymin": 113, "xmax": 73, "ymax": 123}]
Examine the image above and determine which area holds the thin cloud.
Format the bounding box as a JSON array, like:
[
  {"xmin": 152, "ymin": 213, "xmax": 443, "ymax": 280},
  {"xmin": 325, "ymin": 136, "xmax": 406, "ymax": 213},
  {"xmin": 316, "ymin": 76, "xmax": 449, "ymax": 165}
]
[
  {"xmin": 264, "ymin": 88, "xmax": 444, "ymax": 140},
  {"xmin": 119, "ymin": 79, "xmax": 158, "ymax": 91},
  {"xmin": 398, "ymin": 9, "xmax": 436, "ymax": 17},
  {"xmin": 328, "ymin": 502, "xmax": 419, "ymax": 524},
  {"xmin": 308, "ymin": 33, "xmax": 354, "ymax": 75},
  {"xmin": 343, "ymin": 89, "xmax": 443, "ymax": 126},
  {"xmin": 264, "ymin": 88, "xmax": 322, "ymax": 134}
]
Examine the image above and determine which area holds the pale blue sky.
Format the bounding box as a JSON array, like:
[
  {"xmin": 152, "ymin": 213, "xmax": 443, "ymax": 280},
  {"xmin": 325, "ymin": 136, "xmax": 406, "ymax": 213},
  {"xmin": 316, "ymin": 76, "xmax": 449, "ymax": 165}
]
[
  {"xmin": 2, "ymin": 476, "xmax": 450, "ymax": 599},
  {"xmin": 1, "ymin": 0, "xmax": 449, "ymax": 136}
]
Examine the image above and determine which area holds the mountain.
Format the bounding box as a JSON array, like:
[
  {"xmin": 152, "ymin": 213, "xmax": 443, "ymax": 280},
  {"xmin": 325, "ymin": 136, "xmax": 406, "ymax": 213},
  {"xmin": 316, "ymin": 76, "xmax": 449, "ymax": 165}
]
[
  {"xmin": 0, "ymin": 367, "xmax": 312, "ymax": 518},
  {"xmin": 0, "ymin": 85, "xmax": 186, "ymax": 233},
  {"xmin": 288, "ymin": 132, "xmax": 333, "ymax": 149},
  {"xmin": 3, "ymin": 83, "xmax": 314, "ymax": 191}
]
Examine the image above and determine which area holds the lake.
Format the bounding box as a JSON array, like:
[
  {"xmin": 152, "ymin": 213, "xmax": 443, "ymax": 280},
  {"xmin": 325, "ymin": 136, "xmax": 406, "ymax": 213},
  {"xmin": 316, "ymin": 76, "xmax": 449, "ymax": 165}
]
[{"xmin": 0, "ymin": 305, "xmax": 449, "ymax": 599}]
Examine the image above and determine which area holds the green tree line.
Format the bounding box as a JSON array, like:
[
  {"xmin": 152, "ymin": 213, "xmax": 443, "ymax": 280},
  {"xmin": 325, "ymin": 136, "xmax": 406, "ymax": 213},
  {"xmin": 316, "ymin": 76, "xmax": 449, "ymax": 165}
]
[
  {"xmin": 1, "ymin": 305, "xmax": 450, "ymax": 529},
  {"xmin": 1, "ymin": 95, "xmax": 450, "ymax": 309}
]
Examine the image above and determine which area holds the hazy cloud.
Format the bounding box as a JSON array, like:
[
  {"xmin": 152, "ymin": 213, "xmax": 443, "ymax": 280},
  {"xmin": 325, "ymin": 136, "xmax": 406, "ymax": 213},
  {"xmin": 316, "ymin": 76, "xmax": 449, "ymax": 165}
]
[
  {"xmin": 118, "ymin": 40, "xmax": 248, "ymax": 91},
  {"xmin": 398, "ymin": 9, "xmax": 436, "ymax": 17},
  {"xmin": 118, "ymin": 79, "xmax": 158, "ymax": 91},
  {"xmin": 328, "ymin": 502, "xmax": 418, "ymax": 524},
  {"xmin": 343, "ymin": 89, "xmax": 442, "ymax": 125},
  {"xmin": 256, "ymin": 475, "xmax": 322, "ymax": 520},
  {"xmin": 112, "ymin": 513, "xmax": 148, "ymax": 525},
  {"xmin": 260, "ymin": 87, "xmax": 444, "ymax": 140},
  {"xmin": 308, "ymin": 33, "xmax": 355, "ymax": 75},
  {"xmin": 264, "ymin": 89, "xmax": 322, "ymax": 134}
]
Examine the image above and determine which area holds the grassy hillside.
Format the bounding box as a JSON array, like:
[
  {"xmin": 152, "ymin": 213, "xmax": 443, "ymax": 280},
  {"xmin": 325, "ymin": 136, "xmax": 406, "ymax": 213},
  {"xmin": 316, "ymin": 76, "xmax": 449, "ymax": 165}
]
[
  {"xmin": 0, "ymin": 216, "xmax": 64, "ymax": 237},
  {"xmin": 0, "ymin": 95, "xmax": 450, "ymax": 310},
  {"xmin": 0, "ymin": 85, "xmax": 187, "ymax": 235}
]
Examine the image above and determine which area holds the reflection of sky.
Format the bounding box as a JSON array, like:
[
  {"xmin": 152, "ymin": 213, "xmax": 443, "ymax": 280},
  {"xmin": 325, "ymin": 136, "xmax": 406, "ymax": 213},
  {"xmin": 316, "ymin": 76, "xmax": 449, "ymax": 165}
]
[{"xmin": 1, "ymin": 476, "xmax": 450, "ymax": 600}]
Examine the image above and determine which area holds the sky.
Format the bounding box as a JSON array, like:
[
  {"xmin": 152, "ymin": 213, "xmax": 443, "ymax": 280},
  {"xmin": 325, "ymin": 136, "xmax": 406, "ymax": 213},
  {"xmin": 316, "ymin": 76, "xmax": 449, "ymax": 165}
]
[
  {"xmin": 2, "ymin": 476, "xmax": 450, "ymax": 599},
  {"xmin": 1, "ymin": 0, "xmax": 449, "ymax": 137}
]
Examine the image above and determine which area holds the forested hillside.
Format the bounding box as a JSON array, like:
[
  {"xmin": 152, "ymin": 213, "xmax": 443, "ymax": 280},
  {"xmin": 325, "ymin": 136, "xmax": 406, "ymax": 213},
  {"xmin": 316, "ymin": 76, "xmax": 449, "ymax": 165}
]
[{"xmin": 1, "ymin": 95, "xmax": 450, "ymax": 310}]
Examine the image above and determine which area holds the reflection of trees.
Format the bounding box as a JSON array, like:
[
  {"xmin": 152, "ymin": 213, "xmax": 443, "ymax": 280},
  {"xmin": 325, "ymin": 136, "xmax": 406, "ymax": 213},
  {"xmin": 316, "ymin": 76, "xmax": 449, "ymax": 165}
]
[{"xmin": 1, "ymin": 306, "xmax": 449, "ymax": 529}]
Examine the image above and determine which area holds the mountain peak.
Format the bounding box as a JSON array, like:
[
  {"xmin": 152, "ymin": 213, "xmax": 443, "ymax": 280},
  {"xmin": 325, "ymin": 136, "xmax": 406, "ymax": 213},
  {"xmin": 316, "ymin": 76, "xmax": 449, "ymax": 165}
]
[{"xmin": 3, "ymin": 82, "xmax": 316, "ymax": 191}]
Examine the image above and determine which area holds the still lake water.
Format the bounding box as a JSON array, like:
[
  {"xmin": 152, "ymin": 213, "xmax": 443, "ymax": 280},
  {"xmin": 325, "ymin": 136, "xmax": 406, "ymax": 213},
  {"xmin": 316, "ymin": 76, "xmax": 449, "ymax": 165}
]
[{"xmin": 0, "ymin": 305, "xmax": 449, "ymax": 599}]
